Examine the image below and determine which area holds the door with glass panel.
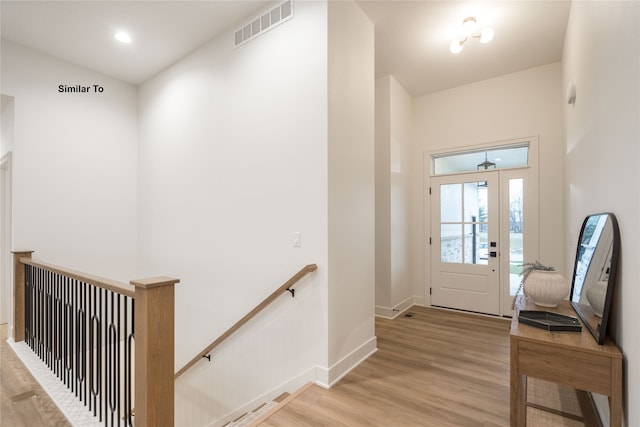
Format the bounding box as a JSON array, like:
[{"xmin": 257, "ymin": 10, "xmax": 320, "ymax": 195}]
[{"xmin": 431, "ymin": 171, "xmax": 500, "ymax": 315}]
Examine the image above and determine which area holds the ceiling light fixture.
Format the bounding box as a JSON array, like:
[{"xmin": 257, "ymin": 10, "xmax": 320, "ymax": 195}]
[
  {"xmin": 477, "ymin": 152, "xmax": 496, "ymax": 170},
  {"xmin": 114, "ymin": 31, "xmax": 132, "ymax": 44},
  {"xmin": 450, "ymin": 17, "xmax": 493, "ymax": 54}
]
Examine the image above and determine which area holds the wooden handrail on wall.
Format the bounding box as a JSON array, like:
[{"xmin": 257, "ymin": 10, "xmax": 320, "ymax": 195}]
[
  {"xmin": 12, "ymin": 251, "xmax": 179, "ymax": 427},
  {"xmin": 174, "ymin": 263, "xmax": 318, "ymax": 379}
]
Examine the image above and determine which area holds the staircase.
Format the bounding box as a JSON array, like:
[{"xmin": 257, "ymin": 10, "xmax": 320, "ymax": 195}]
[{"xmin": 222, "ymin": 392, "xmax": 290, "ymax": 426}]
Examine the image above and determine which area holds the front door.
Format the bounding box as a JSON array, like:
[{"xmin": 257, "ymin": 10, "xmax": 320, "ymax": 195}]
[{"xmin": 430, "ymin": 171, "xmax": 500, "ymax": 315}]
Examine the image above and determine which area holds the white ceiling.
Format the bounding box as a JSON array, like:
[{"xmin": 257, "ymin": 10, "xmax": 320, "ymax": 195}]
[
  {"xmin": 357, "ymin": 1, "xmax": 571, "ymax": 96},
  {"xmin": 1, "ymin": 1, "xmax": 571, "ymax": 96},
  {"xmin": 1, "ymin": 1, "xmax": 271, "ymax": 85}
]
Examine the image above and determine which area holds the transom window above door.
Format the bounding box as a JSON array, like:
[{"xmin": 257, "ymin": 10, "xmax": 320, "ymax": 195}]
[{"xmin": 432, "ymin": 142, "xmax": 530, "ymax": 175}]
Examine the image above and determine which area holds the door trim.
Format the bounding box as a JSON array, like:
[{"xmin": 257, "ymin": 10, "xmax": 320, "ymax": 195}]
[
  {"xmin": 424, "ymin": 136, "xmax": 540, "ymax": 316},
  {"xmin": 1, "ymin": 152, "xmax": 12, "ymax": 326}
]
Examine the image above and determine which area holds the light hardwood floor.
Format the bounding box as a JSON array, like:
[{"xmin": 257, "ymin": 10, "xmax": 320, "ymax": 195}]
[
  {"xmin": 1, "ymin": 308, "xmax": 591, "ymax": 426},
  {"xmin": 260, "ymin": 306, "xmax": 589, "ymax": 427},
  {"xmin": 0, "ymin": 323, "xmax": 70, "ymax": 427}
]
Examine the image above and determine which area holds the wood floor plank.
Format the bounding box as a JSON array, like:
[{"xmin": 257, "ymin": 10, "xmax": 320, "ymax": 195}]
[
  {"xmin": 261, "ymin": 306, "xmax": 588, "ymax": 427},
  {"xmin": 0, "ymin": 323, "xmax": 70, "ymax": 427}
]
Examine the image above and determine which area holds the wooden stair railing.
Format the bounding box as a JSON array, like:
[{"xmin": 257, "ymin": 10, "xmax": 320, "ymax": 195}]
[
  {"xmin": 12, "ymin": 250, "xmax": 179, "ymax": 427},
  {"xmin": 175, "ymin": 263, "xmax": 318, "ymax": 379}
]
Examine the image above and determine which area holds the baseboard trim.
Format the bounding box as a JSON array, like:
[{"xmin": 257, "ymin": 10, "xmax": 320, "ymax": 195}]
[
  {"xmin": 375, "ymin": 296, "xmax": 424, "ymax": 319},
  {"xmin": 315, "ymin": 335, "xmax": 377, "ymax": 389}
]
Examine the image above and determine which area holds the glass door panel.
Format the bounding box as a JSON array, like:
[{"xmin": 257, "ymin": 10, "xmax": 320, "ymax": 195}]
[{"xmin": 509, "ymin": 178, "xmax": 524, "ymax": 295}]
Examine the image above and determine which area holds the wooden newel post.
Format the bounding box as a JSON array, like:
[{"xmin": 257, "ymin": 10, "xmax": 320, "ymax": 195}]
[
  {"xmin": 12, "ymin": 250, "xmax": 33, "ymax": 342},
  {"xmin": 131, "ymin": 276, "xmax": 180, "ymax": 427}
]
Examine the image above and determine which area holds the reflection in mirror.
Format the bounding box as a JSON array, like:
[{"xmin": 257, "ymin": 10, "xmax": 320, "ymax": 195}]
[{"xmin": 570, "ymin": 213, "xmax": 620, "ymax": 344}]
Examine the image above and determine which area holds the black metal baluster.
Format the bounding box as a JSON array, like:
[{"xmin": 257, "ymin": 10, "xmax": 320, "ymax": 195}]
[
  {"xmin": 103, "ymin": 287, "xmax": 109, "ymax": 426},
  {"xmin": 97, "ymin": 287, "xmax": 103, "ymax": 422},
  {"xmin": 68, "ymin": 276, "xmax": 74, "ymax": 390},
  {"xmin": 52, "ymin": 273, "xmax": 57, "ymax": 377},
  {"xmin": 74, "ymin": 278, "xmax": 79, "ymax": 398},
  {"xmin": 34, "ymin": 267, "xmax": 39, "ymax": 356},
  {"xmin": 63, "ymin": 276, "xmax": 69, "ymax": 388},
  {"xmin": 68, "ymin": 276, "xmax": 73, "ymax": 389},
  {"xmin": 79, "ymin": 280, "xmax": 87, "ymax": 404},
  {"xmin": 127, "ymin": 299, "xmax": 135, "ymax": 427},
  {"xmin": 33, "ymin": 266, "xmax": 37, "ymax": 353},
  {"xmin": 89, "ymin": 285, "xmax": 95, "ymax": 414},
  {"xmin": 57, "ymin": 273, "xmax": 63, "ymax": 380},
  {"xmin": 107, "ymin": 291, "xmax": 115, "ymax": 427},
  {"xmin": 25, "ymin": 265, "xmax": 31, "ymax": 347},
  {"xmin": 38, "ymin": 267, "xmax": 43, "ymax": 358},
  {"xmin": 124, "ymin": 297, "xmax": 131, "ymax": 427},
  {"xmin": 40, "ymin": 268, "xmax": 45, "ymax": 359},
  {"xmin": 55, "ymin": 273, "xmax": 61, "ymax": 379},
  {"xmin": 74, "ymin": 278, "xmax": 80, "ymax": 398},
  {"xmin": 52, "ymin": 273, "xmax": 57, "ymax": 376},
  {"xmin": 46, "ymin": 270, "xmax": 51, "ymax": 368},
  {"xmin": 116, "ymin": 293, "xmax": 121, "ymax": 426},
  {"xmin": 20, "ymin": 266, "xmax": 137, "ymax": 427}
]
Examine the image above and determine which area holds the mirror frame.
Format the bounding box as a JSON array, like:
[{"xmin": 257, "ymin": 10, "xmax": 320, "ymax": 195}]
[{"xmin": 570, "ymin": 212, "xmax": 620, "ymax": 344}]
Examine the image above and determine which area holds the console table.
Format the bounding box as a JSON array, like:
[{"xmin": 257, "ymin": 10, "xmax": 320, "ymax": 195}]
[{"xmin": 510, "ymin": 296, "xmax": 623, "ymax": 426}]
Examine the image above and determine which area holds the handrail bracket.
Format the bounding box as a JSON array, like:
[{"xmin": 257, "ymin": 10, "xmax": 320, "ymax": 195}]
[{"xmin": 286, "ymin": 287, "xmax": 295, "ymax": 298}]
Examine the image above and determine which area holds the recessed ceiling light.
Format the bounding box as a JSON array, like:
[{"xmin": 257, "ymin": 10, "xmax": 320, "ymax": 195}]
[{"xmin": 114, "ymin": 31, "xmax": 132, "ymax": 43}]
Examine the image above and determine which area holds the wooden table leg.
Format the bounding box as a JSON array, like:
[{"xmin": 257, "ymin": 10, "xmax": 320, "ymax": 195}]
[
  {"xmin": 510, "ymin": 339, "xmax": 527, "ymax": 426},
  {"xmin": 610, "ymin": 358, "xmax": 623, "ymax": 427}
]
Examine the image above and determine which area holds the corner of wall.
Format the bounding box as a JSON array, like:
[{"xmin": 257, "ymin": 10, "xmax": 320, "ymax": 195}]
[{"xmin": 315, "ymin": 336, "xmax": 377, "ymax": 388}]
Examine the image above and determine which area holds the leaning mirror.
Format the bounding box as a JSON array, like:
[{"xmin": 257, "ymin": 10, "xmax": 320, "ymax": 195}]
[{"xmin": 570, "ymin": 213, "xmax": 620, "ymax": 344}]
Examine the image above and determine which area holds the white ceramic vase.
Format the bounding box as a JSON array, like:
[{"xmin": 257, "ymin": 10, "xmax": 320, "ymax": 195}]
[{"xmin": 523, "ymin": 270, "xmax": 570, "ymax": 308}]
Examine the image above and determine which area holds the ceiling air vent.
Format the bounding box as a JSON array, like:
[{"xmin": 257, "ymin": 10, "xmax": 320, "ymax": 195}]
[{"xmin": 234, "ymin": 0, "xmax": 294, "ymax": 47}]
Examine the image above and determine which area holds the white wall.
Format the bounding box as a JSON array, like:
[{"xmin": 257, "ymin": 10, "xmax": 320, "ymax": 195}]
[
  {"xmin": 138, "ymin": 2, "xmax": 332, "ymax": 424},
  {"xmin": 0, "ymin": 40, "xmax": 138, "ymax": 283},
  {"xmin": 1, "ymin": 96, "xmax": 15, "ymax": 325},
  {"xmin": 563, "ymin": 2, "xmax": 640, "ymax": 425},
  {"xmin": 375, "ymin": 77, "xmax": 391, "ymax": 311},
  {"xmin": 411, "ymin": 63, "xmax": 565, "ymax": 302},
  {"xmin": 326, "ymin": 0, "xmax": 376, "ymax": 385},
  {"xmin": 1, "ymin": 95, "xmax": 15, "ymax": 157},
  {"xmin": 375, "ymin": 75, "xmax": 413, "ymax": 317}
]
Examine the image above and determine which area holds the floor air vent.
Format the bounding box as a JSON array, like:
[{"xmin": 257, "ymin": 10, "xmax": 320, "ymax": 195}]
[{"xmin": 234, "ymin": 0, "xmax": 294, "ymax": 47}]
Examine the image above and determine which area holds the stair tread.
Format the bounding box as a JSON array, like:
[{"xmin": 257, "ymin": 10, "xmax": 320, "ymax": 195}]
[
  {"xmin": 227, "ymin": 401, "xmax": 278, "ymax": 426},
  {"xmin": 273, "ymin": 392, "xmax": 290, "ymax": 403}
]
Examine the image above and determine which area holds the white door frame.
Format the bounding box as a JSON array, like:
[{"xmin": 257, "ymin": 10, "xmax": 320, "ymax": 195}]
[
  {"xmin": 424, "ymin": 137, "xmax": 539, "ymax": 316},
  {"xmin": 1, "ymin": 152, "xmax": 12, "ymax": 327}
]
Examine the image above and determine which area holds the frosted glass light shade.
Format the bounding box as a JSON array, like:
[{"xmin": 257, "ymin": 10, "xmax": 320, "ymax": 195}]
[
  {"xmin": 450, "ymin": 40, "xmax": 463, "ymax": 54},
  {"xmin": 480, "ymin": 27, "xmax": 494, "ymax": 43},
  {"xmin": 115, "ymin": 32, "xmax": 132, "ymax": 43}
]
